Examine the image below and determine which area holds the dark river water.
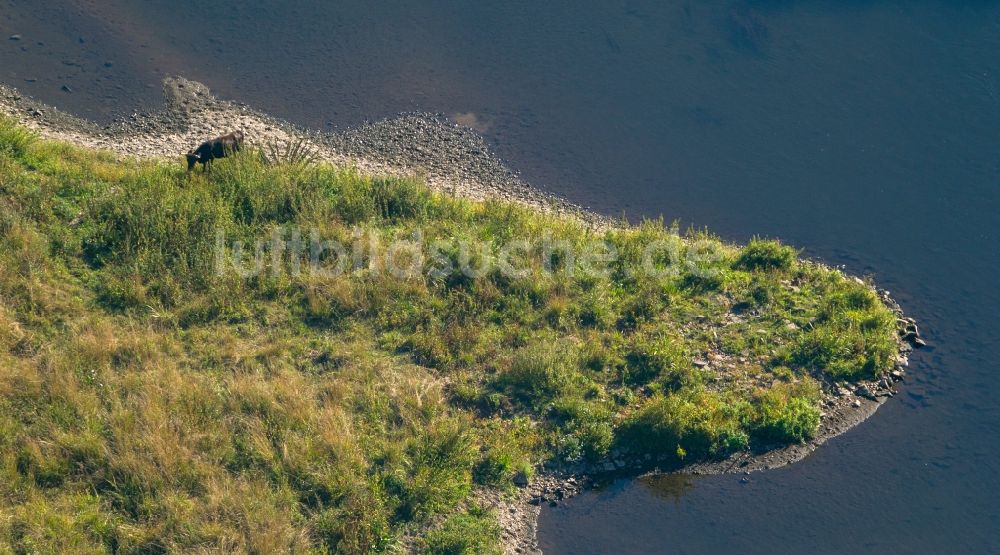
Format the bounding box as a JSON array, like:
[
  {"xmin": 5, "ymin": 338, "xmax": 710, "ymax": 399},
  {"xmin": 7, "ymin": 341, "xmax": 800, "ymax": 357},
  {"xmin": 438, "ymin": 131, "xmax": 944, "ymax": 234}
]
[{"xmin": 3, "ymin": 1, "xmax": 999, "ymax": 552}]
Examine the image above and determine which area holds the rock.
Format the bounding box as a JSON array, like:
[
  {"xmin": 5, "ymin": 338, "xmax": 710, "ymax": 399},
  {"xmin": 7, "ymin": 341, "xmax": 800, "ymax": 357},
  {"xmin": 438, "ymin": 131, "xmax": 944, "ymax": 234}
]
[
  {"xmin": 693, "ymin": 359, "xmax": 709, "ymax": 368},
  {"xmin": 912, "ymin": 337, "xmax": 927, "ymax": 348},
  {"xmin": 61, "ymin": 85, "xmax": 73, "ymax": 93},
  {"xmin": 855, "ymin": 385, "xmax": 876, "ymax": 399},
  {"xmin": 890, "ymin": 370, "xmax": 904, "ymax": 381},
  {"xmin": 528, "ymin": 496, "xmax": 541, "ymax": 506},
  {"xmin": 852, "ymin": 399, "xmax": 862, "ymax": 408},
  {"xmin": 512, "ymin": 471, "xmax": 529, "ymax": 487},
  {"xmin": 9, "ymin": 34, "xmax": 21, "ymax": 41}
]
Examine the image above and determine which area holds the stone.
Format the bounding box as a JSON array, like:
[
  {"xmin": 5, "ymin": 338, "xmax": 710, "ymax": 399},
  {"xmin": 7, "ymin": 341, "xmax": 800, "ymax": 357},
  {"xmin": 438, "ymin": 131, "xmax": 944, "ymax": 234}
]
[
  {"xmin": 9, "ymin": 34, "xmax": 21, "ymax": 41},
  {"xmin": 852, "ymin": 399, "xmax": 862, "ymax": 408}
]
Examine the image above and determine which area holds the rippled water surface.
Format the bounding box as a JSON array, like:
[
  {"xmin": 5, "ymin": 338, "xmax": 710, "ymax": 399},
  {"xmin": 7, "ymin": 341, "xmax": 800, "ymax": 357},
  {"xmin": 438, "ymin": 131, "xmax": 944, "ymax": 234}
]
[{"xmin": 3, "ymin": 1, "xmax": 999, "ymax": 552}]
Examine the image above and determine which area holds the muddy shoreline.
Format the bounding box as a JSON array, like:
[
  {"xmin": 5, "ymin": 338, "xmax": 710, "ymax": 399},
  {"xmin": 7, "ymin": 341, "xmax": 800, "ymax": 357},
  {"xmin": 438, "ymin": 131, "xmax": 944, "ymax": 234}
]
[{"xmin": 0, "ymin": 78, "xmax": 920, "ymax": 555}]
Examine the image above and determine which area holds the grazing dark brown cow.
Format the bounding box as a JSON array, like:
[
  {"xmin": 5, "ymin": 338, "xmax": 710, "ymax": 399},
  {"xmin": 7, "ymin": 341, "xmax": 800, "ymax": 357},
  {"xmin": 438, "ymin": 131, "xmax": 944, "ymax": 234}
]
[{"xmin": 186, "ymin": 131, "xmax": 245, "ymax": 172}]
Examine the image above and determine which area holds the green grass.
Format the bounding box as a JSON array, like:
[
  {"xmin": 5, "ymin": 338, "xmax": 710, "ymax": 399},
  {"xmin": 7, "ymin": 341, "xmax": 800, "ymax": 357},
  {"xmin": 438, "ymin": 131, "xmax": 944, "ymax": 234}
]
[{"xmin": 0, "ymin": 117, "xmax": 901, "ymax": 553}]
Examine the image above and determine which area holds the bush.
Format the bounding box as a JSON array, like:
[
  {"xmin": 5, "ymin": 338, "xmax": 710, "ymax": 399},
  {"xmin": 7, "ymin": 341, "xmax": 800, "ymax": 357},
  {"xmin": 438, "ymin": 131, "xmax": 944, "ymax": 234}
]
[
  {"xmin": 421, "ymin": 508, "xmax": 502, "ymax": 555},
  {"xmin": 733, "ymin": 238, "xmax": 797, "ymax": 271},
  {"xmin": 373, "ymin": 176, "xmax": 431, "ymax": 221},
  {"xmin": 549, "ymin": 397, "xmax": 615, "ymax": 462},
  {"xmin": 314, "ymin": 482, "xmax": 393, "ymax": 554},
  {"xmin": 495, "ymin": 341, "xmax": 582, "ymax": 407},
  {"xmin": 393, "ymin": 419, "xmax": 478, "ymax": 521},
  {"xmin": 623, "ymin": 332, "xmax": 690, "ymax": 388},
  {"xmin": 616, "ymin": 390, "xmax": 749, "ymax": 461},
  {"xmin": 0, "ymin": 116, "xmax": 37, "ymax": 158},
  {"xmin": 82, "ymin": 172, "xmax": 229, "ymax": 295},
  {"xmin": 783, "ymin": 280, "xmax": 897, "ymax": 380},
  {"xmin": 474, "ymin": 417, "xmax": 538, "ymax": 488},
  {"xmin": 749, "ymin": 382, "xmax": 822, "ymax": 443}
]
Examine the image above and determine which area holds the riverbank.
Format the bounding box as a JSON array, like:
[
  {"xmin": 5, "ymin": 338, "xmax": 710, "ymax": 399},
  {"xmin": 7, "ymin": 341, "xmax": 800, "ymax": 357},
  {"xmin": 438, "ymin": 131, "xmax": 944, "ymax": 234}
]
[
  {"xmin": 488, "ymin": 287, "xmax": 918, "ymax": 554},
  {"xmin": 0, "ymin": 80, "xmax": 918, "ymax": 554},
  {"xmin": 0, "ymin": 76, "xmax": 606, "ymax": 228}
]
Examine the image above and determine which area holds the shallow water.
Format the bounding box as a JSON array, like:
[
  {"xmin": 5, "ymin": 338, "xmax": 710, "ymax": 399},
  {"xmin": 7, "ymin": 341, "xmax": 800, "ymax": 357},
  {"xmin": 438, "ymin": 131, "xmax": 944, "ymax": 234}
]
[{"xmin": 3, "ymin": 1, "xmax": 999, "ymax": 552}]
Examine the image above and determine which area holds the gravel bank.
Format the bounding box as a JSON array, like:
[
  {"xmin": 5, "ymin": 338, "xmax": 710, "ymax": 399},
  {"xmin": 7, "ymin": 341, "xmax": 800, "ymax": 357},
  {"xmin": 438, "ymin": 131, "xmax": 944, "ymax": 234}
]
[{"xmin": 0, "ymin": 76, "xmax": 608, "ymax": 228}]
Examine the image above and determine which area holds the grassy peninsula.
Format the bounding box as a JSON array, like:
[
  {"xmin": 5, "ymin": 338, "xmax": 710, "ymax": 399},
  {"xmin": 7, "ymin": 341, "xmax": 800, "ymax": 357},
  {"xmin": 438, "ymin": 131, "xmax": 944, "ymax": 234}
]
[{"xmin": 0, "ymin": 118, "xmax": 902, "ymax": 553}]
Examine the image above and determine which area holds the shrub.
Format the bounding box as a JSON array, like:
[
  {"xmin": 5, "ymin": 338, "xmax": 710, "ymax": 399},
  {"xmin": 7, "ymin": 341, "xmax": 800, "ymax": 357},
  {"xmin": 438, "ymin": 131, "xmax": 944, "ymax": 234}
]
[
  {"xmin": 0, "ymin": 116, "xmax": 37, "ymax": 159},
  {"xmin": 393, "ymin": 419, "xmax": 478, "ymax": 520},
  {"xmin": 749, "ymin": 382, "xmax": 822, "ymax": 443},
  {"xmin": 549, "ymin": 396, "xmax": 615, "ymax": 462},
  {"xmin": 623, "ymin": 332, "xmax": 690, "ymax": 388},
  {"xmin": 372, "ymin": 176, "xmax": 431, "ymax": 221},
  {"xmin": 616, "ymin": 390, "xmax": 749, "ymax": 460},
  {"xmin": 474, "ymin": 417, "xmax": 538, "ymax": 488},
  {"xmin": 733, "ymin": 238, "xmax": 797, "ymax": 271},
  {"xmin": 259, "ymin": 137, "xmax": 319, "ymax": 167},
  {"xmin": 421, "ymin": 507, "xmax": 502, "ymax": 555},
  {"xmin": 82, "ymin": 172, "xmax": 229, "ymax": 294},
  {"xmin": 494, "ymin": 341, "xmax": 582, "ymax": 407},
  {"xmin": 314, "ymin": 482, "xmax": 393, "ymax": 554},
  {"xmin": 783, "ymin": 281, "xmax": 897, "ymax": 380}
]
